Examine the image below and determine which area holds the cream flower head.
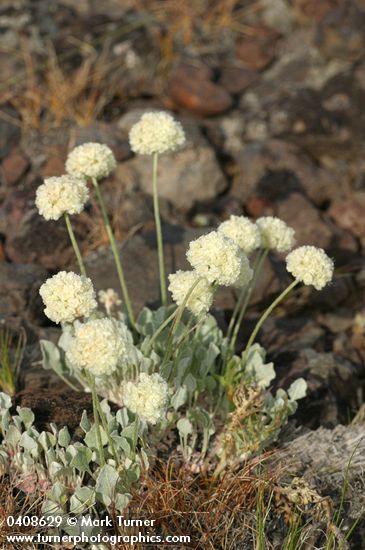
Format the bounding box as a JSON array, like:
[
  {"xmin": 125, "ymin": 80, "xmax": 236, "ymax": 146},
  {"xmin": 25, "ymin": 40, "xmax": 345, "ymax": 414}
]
[
  {"xmin": 39, "ymin": 271, "xmax": 96, "ymax": 324},
  {"xmin": 286, "ymin": 246, "xmax": 334, "ymax": 290},
  {"xmin": 66, "ymin": 143, "xmax": 116, "ymax": 180},
  {"xmin": 66, "ymin": 318, "xmax": 128, "ymax": 376},
  {"xmin": 168, "ymin": 270, "xmax": 214, "ymax": 316},
  {"xmin": 123, "ymin": 373, "xmax": 169, "ymax": 424},
  {"xmin": 256, "ymin": 216, "xmax": 295, "ymax": 253},
  {"xmin": 218, "ymin": 215, "xmax": 261, "ymax": 254},
  {"xmin": 36, "ymin": 175, "xmax": 89, "ymax": 221},
  {"xmin": 129, "ymin": 111, "xmax": 186, "ymax": 155},
  {"xmin": 98, "ymin": 288, "xmax": 122, "ymax": 315},
  {"xmin": 186, "ymin": 231, "xmax": 244, "ymax": 286}
]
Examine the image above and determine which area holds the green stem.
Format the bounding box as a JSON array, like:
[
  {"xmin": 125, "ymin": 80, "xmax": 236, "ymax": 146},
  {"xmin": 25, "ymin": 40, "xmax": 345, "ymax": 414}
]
[
  {"xmin": 95, "ymin": 398, "xmax": 120, "ymax": 466},
  {"xmin": 229, "ymin": 249, "xmax": 268, "ymax": 352},
  {"xmin": 87, "ymin": 374, "xmax": 105, "ymax": 467},
  {"xmin": 145, "ymin": 309, "xmax": 178, "ymax": 353},
  {"xmin": 132, "ymin": 416, "xmax": 139, "ymax": 460},
  {"xmin": 242, "ymin": 279, "xmax": 299, "ymax": 367},
  {"xmin": 163, "ymin": 277, "xmax": 202, "ymax": 365},
  {"xmin": 152, "ymin": 153, "xmax": 167, "ymax": 306},
  {"xmin": 91, "ymin": 177, "xmax": 135, "ymax": 327},
  {"xmin": 64, "ymin": 213, "xmax": 86, "ymax": 277}
]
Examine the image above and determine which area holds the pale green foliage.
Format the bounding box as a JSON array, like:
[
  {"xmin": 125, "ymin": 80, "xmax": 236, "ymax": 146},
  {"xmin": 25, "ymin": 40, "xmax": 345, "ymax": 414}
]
[{"xmin": 0, "ymin": 391, "xmax": 146, "ymax": 527}]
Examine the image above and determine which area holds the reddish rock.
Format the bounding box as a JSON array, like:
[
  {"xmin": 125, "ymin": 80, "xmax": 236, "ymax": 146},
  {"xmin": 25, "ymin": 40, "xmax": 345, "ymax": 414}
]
[
  {"xmin": 329, "ymin": 192, "xmax": 365, "ymax": 243},
  {"xmin": 275, "ymin": 193, "xmax": 357, "ymax": 261},
  {"xmin": 292, "ymin": 0, "xmax": 335, "ymax": 22},
  {"xmin": 40, "ymin": 155, "xmax": 66, "ymax": 178},
  {"xmin": 218, "ymin": 65, "xmax": 259, "ymax": 94},
  {"xmin": 1, "ymin": 148, "xmax": 28, "ymax": 185},
  {"xmin": 168, "ymin": 65, "xmax": 232, "ymax": 116},
  {"xmin": 236, "ymin": 26, "xmax": 280, "ymax": 70}
]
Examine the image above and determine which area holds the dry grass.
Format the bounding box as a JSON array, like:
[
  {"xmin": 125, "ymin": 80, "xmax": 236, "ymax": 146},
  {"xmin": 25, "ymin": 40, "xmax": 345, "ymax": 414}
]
[
  {"xmin": 121, "ymin": 454, "xmax": 279, "ymax": 550},
  {"xmin": 2, "ymin": 38, "xmax": 123, "ymax": 130}
]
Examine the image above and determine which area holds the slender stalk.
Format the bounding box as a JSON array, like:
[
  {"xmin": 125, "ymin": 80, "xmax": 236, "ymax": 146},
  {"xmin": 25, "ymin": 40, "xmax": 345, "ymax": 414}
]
[
  {"xmin": 64, "ymin": 213, "xmax": 86, "ymax": 277},
  {"xmin": 226, "ymin": 250, "xmax": 264, "ymax": 342},
  {"xmin": 87, "ymin": 373, "xmax": 105, "ymax": 467},
  {"xmin": 242, "ymin": 279, "xmax": 299, "ymax": 367},
  {"xmin": 145, "ymin": 309, "xmax": 178, "ymax": 353},
  {"xmin": 152, "ymin": 153, "xmax": 167, "ymax": 306},
  {"xmin": 163, "ymin": 277, "xmax": 202, "ymax": 364},
  {"xmin": 91, "ymin": 177, "xmax": 135, "ymax": 327},
  {"xmin": 132, "ymin": 416, "xmax": 139, "ymax": 460},
  {"xmin": 95, "ymin": 398, "xmax": 120, "ymax": 466},
  {"xmin": 229, "ymin": 249, "xmax": 268, "ymax": 352}
]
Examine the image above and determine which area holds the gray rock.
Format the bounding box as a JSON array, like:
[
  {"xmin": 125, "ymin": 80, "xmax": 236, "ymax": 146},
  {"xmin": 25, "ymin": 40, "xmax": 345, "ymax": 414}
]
[
  {"xmin": 117, "ymin": 110, "xmax": 227, "ymax": 211},
  {"xmin": 0, "ymin": 262, "xmax": 47, "ymax": 325},
  {"xmin": 84, "ymin": 225, "xmax": 234, "ymax": 314}
]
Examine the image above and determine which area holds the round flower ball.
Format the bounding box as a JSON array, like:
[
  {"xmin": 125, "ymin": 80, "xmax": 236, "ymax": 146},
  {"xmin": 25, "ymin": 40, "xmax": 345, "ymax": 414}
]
[
  {"xmin": 129, "ymin": 111, "xmax": 186, "ymax": 155},
  {"xmin": 186, "ymin": 231, "xmax": 243, "ymax": 286},
  {"xmin": 168, "ymin": 270, "xmax": 213, "ymax": 316},
  {"xmin": 218, "ymin": 215, "xmax": 261, "ymax": 255},
  {"xmin": 123, "ymin": 373, "xmax": 169, "ymax": 425},
  {"xmin": 66, "ymin": 143, "xmax": 116, "ymax": 180},
  {"xmin": 286, "ymin": 245, "xmax": 334, "ymax": 290},
  {"xmin": 39, "ymin": 271, "xmax": 96, "ymax": 324},
  {"xmin": 36, "ymin": 175, "xmax": 89, "ymax": 221},
  {"xmin": 256, "ymin": 216, "xmax": 295, "ymax": 253},
  {"xmin": 66, "ymin": 318, "xmax": 128, "ymax": 376}
]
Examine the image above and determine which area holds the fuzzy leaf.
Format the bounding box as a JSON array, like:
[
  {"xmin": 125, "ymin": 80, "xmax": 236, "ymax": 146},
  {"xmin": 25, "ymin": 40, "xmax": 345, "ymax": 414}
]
[
  {"xmin": 95, "ymin": 464, "xmax": 119, "ymax": 506},
  {"xmin": 288, "ymin": 378, "xmax": 307, "ymax": 401}
]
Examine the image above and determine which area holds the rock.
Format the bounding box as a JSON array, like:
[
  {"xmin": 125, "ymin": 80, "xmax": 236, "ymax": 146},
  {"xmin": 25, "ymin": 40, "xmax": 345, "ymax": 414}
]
[
  {"xmin": 117, "ymin": 112, "xmax": 227, "ymax": 211},
  {"xmin": 1, "ymin": 148, "xmax": 29, "ymax": 185},
  {"xmin": 275, "ymin": 193, "xmax": 357, "ymax": 260},
  {"xmin": 0, "ymin": 262, "xmax": 47, "ymax": 325},
  {"xmin": 230, "ymin": 140, "xmax": 342, "ymax": 207},
  {"xmin": 40, "ymin": 151, "xmax": 67, "ymax": 178},
  {"xmin": 168, "ymin": 64, "xmax": 232, "ymax": 116},
  {"xmin": 0, "ymin": 106, "xmax": 21, "ymax": 160},
  {"xmin": 281, "ymin": 423, "xmax": 365, "ymax": 523},
  {"xmin": 218, "ymin": 65, "xmax": 259, "ymax": 95},
  {"xmin": 84, "ymin": 225, "xmax": 233, "ymax": 314},
  {"xmin": 329, "ymin": 192, "xmax": 365, "ymax": 245},
  {"xmin": 236, "ymin": 25, "xmax": 280, "ymax": 70}
]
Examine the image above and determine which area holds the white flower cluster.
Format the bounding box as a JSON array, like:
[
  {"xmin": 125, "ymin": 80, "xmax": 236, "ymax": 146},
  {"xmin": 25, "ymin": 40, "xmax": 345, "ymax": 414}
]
[
  {"xmin": 286, "ymin": 245, "xmax": 334, "ymax": 290},
  {"xmin": 218, "ymin": 215, "xmax": 261, "ymax": 254},
  {"xmin": 256, "ymin": 216, "xmax": 295, "ymax": 252},
  {"xmin": 39, "ymin": 272, "xmax": 96, "ymax": 324},
  {"xmin": 168, "ymin": 270, "xmax": 213, "ymax": 316},
  {"xmin": 98, "ymin": 288, "xmax": 121, "ymax": 315},
  {"xmin": 186, "ymin": 231, "xmax": 251, "ymax": 287},
  {"xmin": 123, "ymin": 373, "xmax": 169, "ymax": 424},
  {"xmin": 66, "ymin": 143, "xmax": 116, "ymax": 180},
  {"xmin": 36, "ymin": 175, "xmax": 89, "ymax": 221},
  {"xmin": 129, "ymin": 111, "xmax": 186, "ymax": 155},
  {"xmin": 67, "ymin": 318, "xmax": 128, "ymax": 376}
]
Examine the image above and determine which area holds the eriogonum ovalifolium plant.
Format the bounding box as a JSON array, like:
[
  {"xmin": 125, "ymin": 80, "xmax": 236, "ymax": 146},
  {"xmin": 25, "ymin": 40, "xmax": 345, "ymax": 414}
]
[{"xmin": 0, "ymin": 111, "xmax": 335, "ymax": 519}]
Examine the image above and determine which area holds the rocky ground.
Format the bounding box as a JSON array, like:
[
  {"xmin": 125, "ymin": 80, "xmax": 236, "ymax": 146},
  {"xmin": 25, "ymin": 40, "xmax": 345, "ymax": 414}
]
[{"xmin": 0, "ymin": 0, "xmax": 365, "ymax": 546}]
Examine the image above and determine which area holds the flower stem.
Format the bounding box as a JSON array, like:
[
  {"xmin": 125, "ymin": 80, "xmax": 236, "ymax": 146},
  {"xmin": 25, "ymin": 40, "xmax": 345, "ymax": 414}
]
[
  {"xmin": 163, "ymin": 277, "xmax": 202, "ymax": 365},
  {"xmin": 87, "ymin": 373, "xmax": 105, "ymax": 467},
  {"xmin": 242, "ymin": 279, "xmax": 299, "ymax": 367},
  {"xmin": 152, "ymin": 153, "xmax": 167, "ymax": 306},
  {"xmin": 145, "ymin": 309, "xmax": 178, "ymax": 353},
  {"xmin": 132, "ymin": 416, "xmax": 139, "ymax": 460},
  {"xmin": 64, "ymin": 213, "xmax": 86, "ymax": 277},
  {"xmin": 91, "ymin": 177, "xmax": 135, "ymax": 328},
  {"xmin": 229, "ymin": 249, "xmax": 268, "ymax": 352}
]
